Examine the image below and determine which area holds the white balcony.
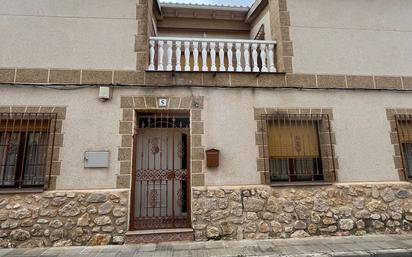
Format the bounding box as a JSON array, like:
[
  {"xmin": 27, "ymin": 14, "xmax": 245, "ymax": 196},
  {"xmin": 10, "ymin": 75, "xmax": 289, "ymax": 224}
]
[{"xmin": 148, "ymin": 37, "xmax": 277, "ymax": 73}]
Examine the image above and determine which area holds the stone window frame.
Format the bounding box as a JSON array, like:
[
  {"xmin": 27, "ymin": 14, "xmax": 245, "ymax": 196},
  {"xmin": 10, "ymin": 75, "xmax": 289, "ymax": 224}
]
[
  {"xmin": 386, "ymin": 108, "xmax": 412, "ymax": 181},
  {"xmin": 0, "ymin": 105, "xmax": 66, "ymax": 190},
  {"xmin": 255, "ymin": 107, "xmax": 338, "ymax": 185},
  {"xmin": 117, "ymin": 95, "xmax": 205, "ymax": 189}
]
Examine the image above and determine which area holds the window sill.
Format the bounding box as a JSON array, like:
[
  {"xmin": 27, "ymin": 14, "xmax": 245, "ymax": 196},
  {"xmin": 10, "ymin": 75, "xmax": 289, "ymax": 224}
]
[
  {"xmin": 0, "ymin": 188, "xmax": 44, "ymax": 194},
  {"xmin": 270, "ymin": 182, "xmax": 332, "ymax": 187}
]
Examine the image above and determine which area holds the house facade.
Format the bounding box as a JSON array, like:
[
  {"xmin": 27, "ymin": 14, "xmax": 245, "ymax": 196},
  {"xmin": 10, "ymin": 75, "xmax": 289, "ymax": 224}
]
[{"xmin": 0, "ymin": 0, "xmax": 412, "ymax": 247}]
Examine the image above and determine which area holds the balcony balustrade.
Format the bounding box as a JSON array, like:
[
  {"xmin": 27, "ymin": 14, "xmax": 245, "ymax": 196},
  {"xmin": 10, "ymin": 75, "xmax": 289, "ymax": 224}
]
[{"xmin": 148, "ymin": 37, "xmax": 277, "ymax": 73}]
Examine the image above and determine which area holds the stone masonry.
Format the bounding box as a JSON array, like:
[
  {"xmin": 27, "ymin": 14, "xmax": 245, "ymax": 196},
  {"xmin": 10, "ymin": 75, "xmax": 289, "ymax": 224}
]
[
  {"xmin": 0, "ymin": 190, "xmax": 128, "ymax": 248},
  {"xmin": 192, "ymin": 183, "xmax": 412, "ymax": 241}
]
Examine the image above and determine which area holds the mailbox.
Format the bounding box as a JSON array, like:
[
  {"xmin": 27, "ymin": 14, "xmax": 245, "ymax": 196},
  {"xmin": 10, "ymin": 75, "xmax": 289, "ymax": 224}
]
[{"xmin": 206, "ymin": 149, "xmax": 219, "ymax": 167}]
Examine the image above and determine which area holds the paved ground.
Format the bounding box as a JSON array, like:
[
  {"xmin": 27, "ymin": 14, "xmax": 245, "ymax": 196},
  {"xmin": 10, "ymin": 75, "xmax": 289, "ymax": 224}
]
[{"xmin": 2, "ymin": 234, "xmax": 412, "ymax": 257}]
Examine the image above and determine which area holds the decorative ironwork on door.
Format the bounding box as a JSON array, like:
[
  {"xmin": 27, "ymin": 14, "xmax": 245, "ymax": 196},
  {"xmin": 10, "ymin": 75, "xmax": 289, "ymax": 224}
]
[{"xmin": 132, "ymin": 112, "xmax": 190, "ymax": 230}]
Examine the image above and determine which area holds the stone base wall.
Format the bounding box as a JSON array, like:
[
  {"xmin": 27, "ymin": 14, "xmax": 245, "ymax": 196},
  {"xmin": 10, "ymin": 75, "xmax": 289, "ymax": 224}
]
[
  {"xmin": 192, "ymin": 183, "xmax": 412, "ymax": 240},
  {"xmin": 0, "ymin": 190, "xmax": 128, "ymax": 248}
]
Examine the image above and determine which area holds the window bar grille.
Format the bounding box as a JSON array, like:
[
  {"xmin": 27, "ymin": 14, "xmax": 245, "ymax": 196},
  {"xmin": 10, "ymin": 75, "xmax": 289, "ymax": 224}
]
[
  {"xmin": 326, "ymin": 113, "xmax": 336, "ymax": 181},
  {"xmin": 261, "ymin": 113, "xmax": 333, "ymax": 183},
  {"xmin": 0, "ymin": 113, "xmax": 57, "ymax": 189},
  {"xmin": 47, "ymin": 116, "xmax": 57, "ymax": 189},
  {"xmin": 395, "ymin": 114, "xmax": 412, "ymax": 179}
]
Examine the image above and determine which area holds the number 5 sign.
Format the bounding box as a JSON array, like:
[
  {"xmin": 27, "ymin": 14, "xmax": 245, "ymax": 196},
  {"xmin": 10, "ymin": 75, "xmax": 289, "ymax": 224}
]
[{"xmin": 158, "ymin": 98, "xmax": 167, "ymax": 107}]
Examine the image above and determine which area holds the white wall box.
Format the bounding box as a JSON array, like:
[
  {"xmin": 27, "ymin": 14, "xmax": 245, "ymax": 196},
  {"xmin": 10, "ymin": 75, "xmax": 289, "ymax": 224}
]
[{"xmin": 84, "ymin": 151, "xmax": 110, "ymax": 168}]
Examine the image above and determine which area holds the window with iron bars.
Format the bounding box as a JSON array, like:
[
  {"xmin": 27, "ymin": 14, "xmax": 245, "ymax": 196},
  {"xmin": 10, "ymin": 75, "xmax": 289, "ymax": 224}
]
[
  {"xmin": 0, "ymin": 113, "xmax": 57, "ymax": 189},
  {"xmin": 260, "ymin": 113, "xmax": 336, "ymax": 183},
  {"xmin": 395, "ymin": 114, "xmax": 412, "ymax": 179}
]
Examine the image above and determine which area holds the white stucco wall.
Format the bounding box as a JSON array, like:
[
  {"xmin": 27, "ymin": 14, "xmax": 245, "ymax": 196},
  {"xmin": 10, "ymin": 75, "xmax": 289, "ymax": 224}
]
[
  {"xmin": 0, "ymin": 86, "xmax": 122, "ymax": 189},
  {"xmin": 0, "ymin": 87, "xmax": 410, "ymax": 189},
  {"xmin": 0, "ymin": 0, "xmax": 137, "ymax": 69},
  {"xmin": 202, "ymin": 88, "xmax": 406, "ymax": 185},
  {"xmin": 287, "ymin": 0, "xmax": 412, "ymax": 76}
]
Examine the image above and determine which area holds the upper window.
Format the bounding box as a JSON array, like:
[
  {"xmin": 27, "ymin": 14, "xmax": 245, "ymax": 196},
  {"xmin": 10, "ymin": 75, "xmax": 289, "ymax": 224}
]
[
  {"xmin": 0, "ymin": 113, "xmax": 56, "ymax": 189},
  {"xmin": 395, "ymin": 115, "xmax": 412, "ymax": 179},
  {"xmin": 261, "ymin": 113, "xmax": 335, "ymax": 184},
  {"xmin": 254, "ymin": 24, "xmax": 265, "ymax": 40}
]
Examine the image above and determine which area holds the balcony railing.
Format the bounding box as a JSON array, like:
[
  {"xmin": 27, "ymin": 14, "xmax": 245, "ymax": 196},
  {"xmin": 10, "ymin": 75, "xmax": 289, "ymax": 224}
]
[{"xmin": 148, "ymin": 37, "xmax": 277, "ymax": 73}]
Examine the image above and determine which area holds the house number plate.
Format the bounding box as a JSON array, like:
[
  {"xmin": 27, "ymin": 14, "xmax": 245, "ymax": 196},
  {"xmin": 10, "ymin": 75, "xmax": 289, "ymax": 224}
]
[{"xmin": 158, "ymin": 98, "xmax": 167, "ymax": 107}]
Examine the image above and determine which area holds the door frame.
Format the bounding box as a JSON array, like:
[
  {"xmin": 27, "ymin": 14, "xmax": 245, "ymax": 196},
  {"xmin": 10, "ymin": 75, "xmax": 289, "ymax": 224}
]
[{"xmin": 129, "ymin": 110, "xmax": 191, "ymax": 231}]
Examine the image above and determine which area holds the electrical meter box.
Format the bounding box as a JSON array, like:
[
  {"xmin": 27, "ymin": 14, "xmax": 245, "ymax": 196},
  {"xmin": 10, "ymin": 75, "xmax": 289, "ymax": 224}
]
[{"xmin": 84, "ymin": 151, "xmax": 110, "ymax": 168}]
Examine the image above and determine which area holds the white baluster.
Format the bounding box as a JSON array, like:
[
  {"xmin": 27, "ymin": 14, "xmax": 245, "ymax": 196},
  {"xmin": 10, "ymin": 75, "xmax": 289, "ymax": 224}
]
[
  {"xmin": 184, "ymin": 41, "xmax": 190, "ymax": 71},
  {"xmin": 260, "ymin": 43, "xmax": 268, "ymax": 72},
  {"xmin": 193, "ymin": 42, "xmax": 199, "ymax": 71},
  {"xmin": 218, "ymin": 42, "xmax": 225, "ymax": 71},
  {"xmin": 243, "ymin": 43, "xmax": 251, "ymax": 72},
  {"xmin": 227, "ymin": 42, "xmax": 234, "ymax": 72},
  {"xmin": 210, "ymin": 42, "xmax": 217, "ymax": 72},
  {"xmin": 175, "ymin": 41, "xmax": 181, "ymax": 71},
  {"xmin": 166, "ymin": 41, "xmax": 173, "ymax": 71},
  {"xmin": 148, "ymin": 40, "xmax": 155, "ymax": 71},
  {"xmin": 157, "ymin": 41, "xmax": 164, "ymax": 71},
  {"xmin": 201, "ymin": 42, "xmax": 208, "ymax": 72},
  {"xmin": 268, "ymin": 44, "xmax": 276, "ymax": 72},
  {"xmin": 252, "ymin": 43, "xmax": 259, "ymax": 72},
  {"xmin": 235, "ymin": 43, "xmax": 243, "ymax": 72}
]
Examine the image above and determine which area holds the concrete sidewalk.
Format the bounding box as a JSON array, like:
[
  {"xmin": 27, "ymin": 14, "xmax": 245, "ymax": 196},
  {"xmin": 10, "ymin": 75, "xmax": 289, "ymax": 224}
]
[{"xmin": 1, "ymin": 234, "xmax": 412, "ymax": 257}]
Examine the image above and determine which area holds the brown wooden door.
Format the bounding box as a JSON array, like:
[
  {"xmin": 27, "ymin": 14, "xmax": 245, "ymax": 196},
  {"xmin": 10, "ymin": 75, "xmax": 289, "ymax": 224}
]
[{"xmin": 131, "ymin": 112, "xmax": 191, "ymax": 230}]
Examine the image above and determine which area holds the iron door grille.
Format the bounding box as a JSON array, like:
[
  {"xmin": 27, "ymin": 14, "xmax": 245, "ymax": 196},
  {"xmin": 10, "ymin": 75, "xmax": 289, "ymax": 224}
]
[{"xmin": 132, "ymin": 112, "xmax": 191, "ymax": 230}]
